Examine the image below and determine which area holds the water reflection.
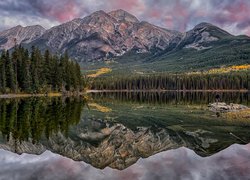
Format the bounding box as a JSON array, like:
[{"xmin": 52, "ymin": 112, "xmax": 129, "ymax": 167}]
[
  {"xmin": 0, "ymin": 143, "xmax": 250, "ymax": 180},
  {"xmin": 0, "ymin": 97, "xmax": 85, "ymax": 150},
  {"xmin": 0, "ymin": 92, "xmax": 249, "ymax": 170},
  {"xmin": 91, "ymin": 91, "xmax": 249, "ymax": 105}
]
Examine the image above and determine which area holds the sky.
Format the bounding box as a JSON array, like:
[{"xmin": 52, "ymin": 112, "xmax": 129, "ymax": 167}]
[{"xmin": 0, "ymin": 0, "xmax": 250, "ymax": 36}]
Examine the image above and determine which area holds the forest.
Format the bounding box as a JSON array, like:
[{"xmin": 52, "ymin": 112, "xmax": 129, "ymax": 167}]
[
  {"xmin": 91, "ymin": 71, "xmax": 250, "ymax": 91},
  {"xmin": 0, "ymin": 46, "xmax": 83, "ymax": 94},
  {"xmin": 0, "ymin": 46, "xmax": 249, "ymax": 94}
]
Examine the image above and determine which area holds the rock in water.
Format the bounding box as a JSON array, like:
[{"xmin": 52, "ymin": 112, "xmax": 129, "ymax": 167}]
[{"xmin": 208, "ymin": 102, "xmax": 249, "ymax": 113}]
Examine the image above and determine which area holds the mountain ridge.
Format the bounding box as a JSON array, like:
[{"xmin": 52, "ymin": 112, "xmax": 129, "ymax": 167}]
[
  {"xmin": 0, "ymin": 25, "xmax": 45, "ymax": 50},
  {"xmin": 0, "ymin": 9, "xmax": 249, "ymax": 74}
]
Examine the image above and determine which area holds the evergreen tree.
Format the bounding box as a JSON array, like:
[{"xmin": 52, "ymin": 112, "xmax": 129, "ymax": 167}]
[
  {"xmin": 43, "ymin": 49, "xmax": 52, "ymax": 87},
  {"xmin": 21, "ymin": 49, "xmax": 32, "ymax": 92},
  {"xmin": 0, "ymin": 51, "xmax": 7, "ymax": 93},
  {"xmin": 5, "ymin": 51, "xmax": 16, "ymax": 92},
  {"xmin": 0, "ymin": 46, "xmax": 84, "ymax": 94}
]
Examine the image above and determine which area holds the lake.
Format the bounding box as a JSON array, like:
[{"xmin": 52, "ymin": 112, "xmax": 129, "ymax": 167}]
[{"xmin": 0, "ymin": 92, "xmax": 249, "ymax": 179}]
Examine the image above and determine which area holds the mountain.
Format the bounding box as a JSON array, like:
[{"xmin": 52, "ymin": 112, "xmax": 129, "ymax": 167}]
[
  {"xmin": 92, "ymin": 22, "xmax": 250, "ymax": 75},
  {"xmin": 25, "ymin": 9, "xmax": 182, "ymax": 62},
  {"xmin": 175, "ymin": 22, "xmax": 234, "ymax": 50},
  {"xmin": 0, "ymin": 25, "xmax": 45, "ymax": 50},
  {"xmin": 0, "ymin": 10, "xmax": 249, "ymax": 74}
]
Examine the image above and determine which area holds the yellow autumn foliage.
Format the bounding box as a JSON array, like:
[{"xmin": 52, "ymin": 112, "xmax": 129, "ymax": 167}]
[
  {"xmin": 87, "ymin": 68, "xmax": 112, "ymax": 78},
  {"xmin": 88, "ymin": 103, "xmax": 112, "ymax": 113},
  {"xmin": 231, "ymin": 65, "xmax": 250, "ymax": 70},
  {"xmin": 188, "ymin": 64, "xmax": 250, "ymax": 75},
  {"xmin": 223, "ymin": 109, "xmax": 250, "ymax": 121}
]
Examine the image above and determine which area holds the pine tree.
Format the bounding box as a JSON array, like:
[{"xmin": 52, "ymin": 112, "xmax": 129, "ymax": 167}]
[
  {"xmin": 30, "ymin": 47, "xmax": 40, "ymax": 92},
  {"xmin": 0, "ymin": 46, "xmax": 83, "ymax": 94},
  {"xmin": 0, "ymin": 51, "xmax": 7, "ymax": 93},
  {"xmin": 5, "ymin": 51, "xmax": 16, "ymax": 92},
  {"xmin": 52, "ymin": 55, "xmax": 62, "ymax": 91},
  {"xmin": 43, "ymin": 49, "xmax": 52, "ymax": 86},
  {"xmin": 22, "ymin": 49, "xmax": 32, "ymax": 92}
]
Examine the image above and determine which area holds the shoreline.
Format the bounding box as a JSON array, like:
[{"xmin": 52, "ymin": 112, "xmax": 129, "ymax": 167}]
[
  {"xmin": 87, "ymin": 89, "xmax": 249, "ymax": 93},
  {"xmin": 0, "ymin": 89, "xmax": 248, "ymax": 99},
  {"xmin": 0, "ymin": 93, "xmax": 63, "ymax": 99}
]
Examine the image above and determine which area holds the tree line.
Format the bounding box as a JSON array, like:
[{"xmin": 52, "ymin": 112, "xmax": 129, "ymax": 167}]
[
  {"xmin": 91, "ymin": 72, "xmax": 250, "ymax": 91},
  {"xmin": 0, "ymin": 46, "xmax": 83, "ymax": 94}
]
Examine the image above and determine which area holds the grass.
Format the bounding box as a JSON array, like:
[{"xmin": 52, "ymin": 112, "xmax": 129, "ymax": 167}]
[
  {"xmin": 81, "ymin": 36, "xmax": 250, "ymax": 76},
  {"xmin": 187, "ymin": 64, "xmax": 250, "ymax": 75},
  {"xmin": 87, "ymin": 68, "xmax": 112, "ymax": 78},
  {"xmin": 47, "ymin": 92, "xmax": 62, "ymax": 97},
  {"xmin": 0, "ymin": 92, "xmax": 74, "ymax": 99},
  {"xmin": 223, "ymin": 109, "xmax": 250, "ymax": 121},
  {"xmin": 88, "ymin": 103, "xmax": 112, "ymax": 113}
]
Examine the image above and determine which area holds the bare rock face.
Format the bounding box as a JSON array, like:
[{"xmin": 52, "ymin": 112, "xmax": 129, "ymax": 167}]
[
  {"xmin": 178, "ymin": 22, "xmax": 233, "ymax": 51},
  {"xmin": 25, "ymin": 9, "xmax": 182, "ymax": 62},
  {"xmin": 0, "ymin": 10, "xmax": 240, "ymax": 63},
  {"xmin": 0, "ymin": 25, "xmax": 45, "ymax": 50}
]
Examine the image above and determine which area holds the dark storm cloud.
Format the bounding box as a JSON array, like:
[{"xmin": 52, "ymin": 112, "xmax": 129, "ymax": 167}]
[{"xmin": 0, "ymin": 0, "xmax": 250, "ymax": 35}]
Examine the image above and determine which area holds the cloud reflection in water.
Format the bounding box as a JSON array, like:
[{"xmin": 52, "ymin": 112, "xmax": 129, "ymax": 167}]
[{"xmin": 0, "ymin": 143, "xmax": 250, "ymax": 180}]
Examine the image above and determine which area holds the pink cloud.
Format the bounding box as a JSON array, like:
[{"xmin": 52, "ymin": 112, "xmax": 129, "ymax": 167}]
[
  {"xmin": 149, "ymin": 9, "xmax": 161, "ymax": 19},
  {"xmin": 212, "ymin": 1, "xmax": 249, "ymax": 24},
  {"xmin": 226, "ymin": 2, "xmax": 250, "ymax": 22},
  {"xmin": 46, "ymin": 0, "xmax": 79, "ymax": 22},
  {"xmin": 164, "ymin": 16, "xmax": 174, "ymax": 29},
  {"xmin": 1, "ymin": 0, "xmax": 250, "ymax": 36},
  {"xmin": 245, "ymin": 29, "xmax": 250, "ymax": 36},
  {"xmin": 211, "ymin": 1, "xmax": 250, "ymax": 35},
  {"xmin": 109, "ymin": 0, "xmax": 142, "ymax": 11}
]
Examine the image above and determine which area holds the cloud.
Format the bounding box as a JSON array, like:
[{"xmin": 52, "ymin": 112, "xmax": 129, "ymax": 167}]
[
  {"xmin": 0, "ymin": 144, "xmax": 250, "ymax": 180},
  {"xmin": 0, "ymin": 13, "xmax": 59, "ymax": 31},
  {"xmin": 0, "ymin": 0, "xmax": 250, "ymax": 36},
  {"xmin": 26, "ymin": 0, "xmax": 80, "ymax": 22}
]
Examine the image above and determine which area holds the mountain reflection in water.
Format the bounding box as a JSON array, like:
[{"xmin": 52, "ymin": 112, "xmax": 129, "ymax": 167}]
[
  {"xmin": 0, "ymin": 92, "xmax": 249, "ymax": 171},
  {"xmin": 0, "ymin": 143, "xmax": 250, "ymax": 180}
]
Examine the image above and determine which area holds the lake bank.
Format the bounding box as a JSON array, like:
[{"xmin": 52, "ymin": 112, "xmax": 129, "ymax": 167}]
[
  {"xmin": 87, "ymin": 89, "xmax": 249, "ymax": 93},
  {"xmin": 0, "ymin": 89, "xmax": 248, "ymax": 99},
  {"xmin": 0, "ymin": 93, "xmax": 63, "ymax": 99}
]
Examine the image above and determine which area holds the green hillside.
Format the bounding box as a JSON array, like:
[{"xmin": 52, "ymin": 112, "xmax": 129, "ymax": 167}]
[{"xmin": 82, "ymin": 35, "xmax": 250, "ymax": 76}]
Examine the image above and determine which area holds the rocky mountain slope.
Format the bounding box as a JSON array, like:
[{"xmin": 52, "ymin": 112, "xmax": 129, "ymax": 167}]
[
  {"xmin": 175, "ymin": 22, "xmax": 233, "ymax": 51},
  {"xmin": 25, "ymin": 9, "xmax": 182, "ymax": 62},
  {"xmin": 0, "ymin": 25, "xmax": 45, "ymax": 50},
  {"xmin": 0, "ymin": 9, "xmax": 182, "ymax": 62},
  {"xmin": 0, "ymin": 9, "xmax": 249, "ymax": 71}
]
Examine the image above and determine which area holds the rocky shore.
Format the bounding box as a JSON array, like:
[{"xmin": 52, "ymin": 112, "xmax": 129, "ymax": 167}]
[
  {"xmin": 208, "ymin": 102, "xmax": 250, "ymax": 120},
  {"xmin": 208, "ymin": 102, "xmax": 249, "ymax": 113}
]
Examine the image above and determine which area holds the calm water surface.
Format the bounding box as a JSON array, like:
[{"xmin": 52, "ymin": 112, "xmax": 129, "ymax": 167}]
[{"xmin": 0, "ymin": 92, "xmax": 249, "ymax": 179}]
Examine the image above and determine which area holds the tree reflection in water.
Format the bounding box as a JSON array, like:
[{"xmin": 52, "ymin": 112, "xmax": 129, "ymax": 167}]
[{"xmin": 0, "ymin": 92, "xmax": 249, "ymax": 170}]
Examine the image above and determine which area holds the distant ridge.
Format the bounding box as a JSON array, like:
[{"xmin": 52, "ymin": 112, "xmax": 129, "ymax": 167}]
[{"xmin": 0, "ymin": 9, "xmax": 249, "ymax": 74}]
